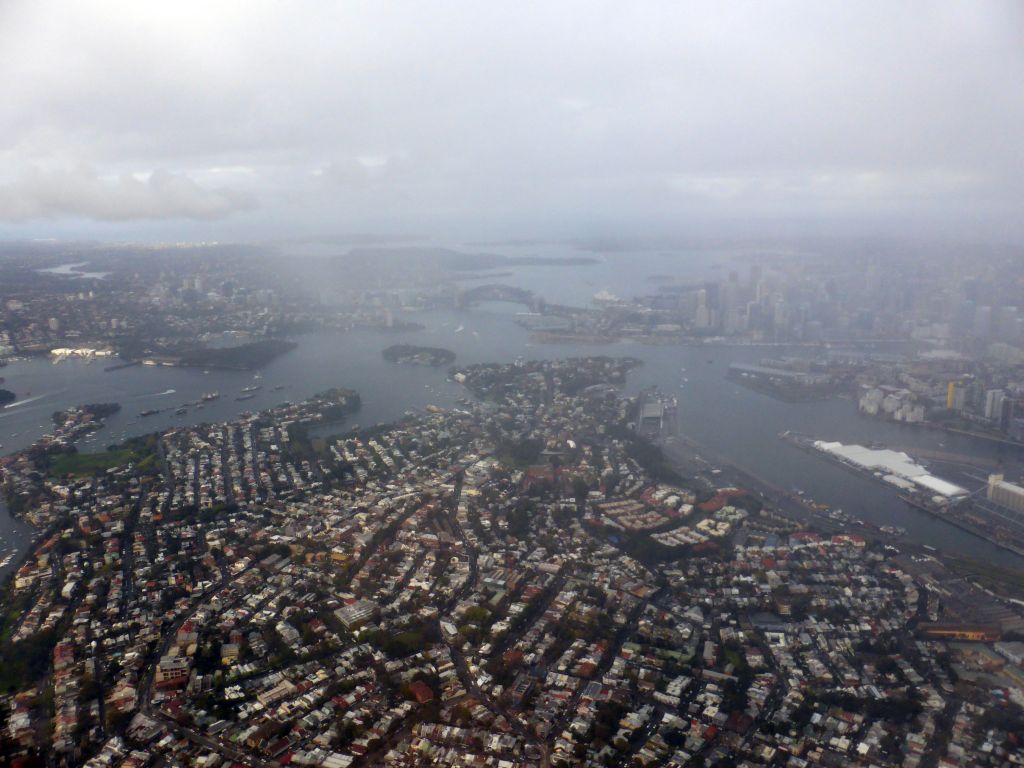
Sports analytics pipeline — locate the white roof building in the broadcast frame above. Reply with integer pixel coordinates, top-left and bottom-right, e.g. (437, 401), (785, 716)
(813, 441), (966, 498)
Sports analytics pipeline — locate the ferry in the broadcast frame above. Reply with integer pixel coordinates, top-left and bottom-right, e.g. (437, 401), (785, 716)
(241, 385), (262, 393)
(201, 392), (220, 401)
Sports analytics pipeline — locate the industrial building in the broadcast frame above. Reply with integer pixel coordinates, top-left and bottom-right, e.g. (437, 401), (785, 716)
(813, 441), (967, 499)
(986, 474), (1024, 514)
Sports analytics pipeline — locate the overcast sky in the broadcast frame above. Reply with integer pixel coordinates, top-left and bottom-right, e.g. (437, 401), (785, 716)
(0, 1), (1021, 244)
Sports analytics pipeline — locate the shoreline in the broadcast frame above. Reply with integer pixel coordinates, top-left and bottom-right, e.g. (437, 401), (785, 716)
(661, 431), (842, 534)
(663, 428), (1024, 571)
(782, 431), (1024, 562)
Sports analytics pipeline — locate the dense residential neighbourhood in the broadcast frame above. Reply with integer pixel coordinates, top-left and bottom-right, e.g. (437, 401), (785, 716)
(0, 356), (1021, 767)
(2, 1), (1024, 765)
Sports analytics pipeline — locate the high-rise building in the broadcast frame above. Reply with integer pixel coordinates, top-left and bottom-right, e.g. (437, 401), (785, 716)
(694, 289), (712, 329)
(998, 306), (1021, 342)
(1000, 397), (1020, 431)
(721, 273), (742, 335)
(984, 389), (1005, 421)
(973, 305), (993, 338)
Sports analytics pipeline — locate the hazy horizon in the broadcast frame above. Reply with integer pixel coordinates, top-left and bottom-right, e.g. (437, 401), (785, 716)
(1, 1), (1022, 245)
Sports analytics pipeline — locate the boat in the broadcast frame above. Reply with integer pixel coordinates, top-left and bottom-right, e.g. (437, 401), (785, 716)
(174, 408), (187, 416)
(241, 385), (262, 393)
(139, 409), (161, 417)
(235, 393), (256, 401)
(201, 392), (220, 401)
(272, 385), (285, 391)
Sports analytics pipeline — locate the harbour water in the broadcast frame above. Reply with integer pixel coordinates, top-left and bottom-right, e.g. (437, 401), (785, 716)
(3, 256), (1024, 574)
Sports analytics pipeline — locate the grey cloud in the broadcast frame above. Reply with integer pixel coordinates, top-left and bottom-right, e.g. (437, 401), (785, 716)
(0, 166), (256, 222)
(0, 1), (1020, 239)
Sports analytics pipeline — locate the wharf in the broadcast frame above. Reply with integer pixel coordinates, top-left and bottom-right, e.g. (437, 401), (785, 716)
(782, 431), (1024, 559)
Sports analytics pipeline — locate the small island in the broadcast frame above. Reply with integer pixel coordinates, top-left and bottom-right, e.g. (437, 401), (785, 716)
(0, 388), (15, 406)
(382, 344), (456, 367)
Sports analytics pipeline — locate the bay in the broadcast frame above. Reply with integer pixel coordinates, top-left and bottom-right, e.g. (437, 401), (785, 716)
(1, 251), (1023, 573)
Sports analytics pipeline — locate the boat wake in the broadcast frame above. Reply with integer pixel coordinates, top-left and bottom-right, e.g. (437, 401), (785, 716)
(139, 389), (177, 398)
(2, 392), (54, 410)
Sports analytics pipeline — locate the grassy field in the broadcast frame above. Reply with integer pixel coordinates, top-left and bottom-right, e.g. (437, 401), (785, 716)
(49, 449), (138, 477)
